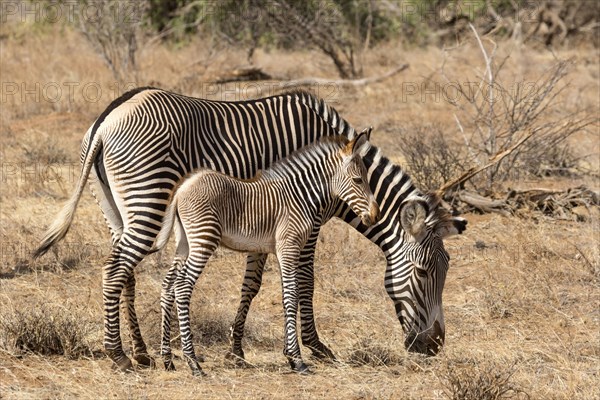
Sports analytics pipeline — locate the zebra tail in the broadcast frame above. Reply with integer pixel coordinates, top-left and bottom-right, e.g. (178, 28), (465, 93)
(153, 196), (177, 252)
(32, 132), (103, 259)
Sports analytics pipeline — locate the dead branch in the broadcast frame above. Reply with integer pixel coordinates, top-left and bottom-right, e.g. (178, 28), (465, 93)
(455, 185), (599, 219)
(459, 191), (510, 216)
(281, 63), (409, 89)
(505, 185), (599, 219)
(213, 67), (272, 84)
(436, 125), (549, 197)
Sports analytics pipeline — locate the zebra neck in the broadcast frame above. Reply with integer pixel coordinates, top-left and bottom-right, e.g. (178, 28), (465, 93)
(262, 152), (338, 217)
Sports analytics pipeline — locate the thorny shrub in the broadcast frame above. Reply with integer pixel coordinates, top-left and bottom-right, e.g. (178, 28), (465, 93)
(440, 358), (529, 400)
(0, 304), (96, 359)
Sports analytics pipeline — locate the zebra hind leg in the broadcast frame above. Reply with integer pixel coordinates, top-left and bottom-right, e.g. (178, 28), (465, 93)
(173, 248), (216, 376)
(160, 257), (184, 371)
(226, 252), (268, 367)
(122, 273), (156, 369)
(102, 242), (145, 372)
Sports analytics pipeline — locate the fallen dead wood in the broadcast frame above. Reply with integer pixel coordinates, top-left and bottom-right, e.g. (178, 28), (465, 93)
(281, 63), (409, 88)
(458, 191), (510, 216)
(213, 67), (272, 84)
(206, 63), (410, 93)
(455, 186), (599, 220)
(507, 186), (599, 219)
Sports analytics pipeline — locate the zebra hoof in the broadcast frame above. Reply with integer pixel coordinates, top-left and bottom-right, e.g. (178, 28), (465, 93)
(289, 359), (312, 375)
(164, 359), (176, 371)
(191, 368), (207, 377)
(107, 349), (134, 373)
(111, 357), (134, 373)
(308, 344), (336, 362)
(134, 353), (156, 369)
(186, 356), (205, 377)
(225, 349), (247, 367)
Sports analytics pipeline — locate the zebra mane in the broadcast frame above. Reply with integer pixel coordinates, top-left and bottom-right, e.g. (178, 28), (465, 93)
(261, 135), (351, 179)
(364, 145), (455, 231)
(284, 90), (357, 140)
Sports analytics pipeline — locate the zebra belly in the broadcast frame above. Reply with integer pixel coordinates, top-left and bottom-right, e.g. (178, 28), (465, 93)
(220, 232), (276, 254)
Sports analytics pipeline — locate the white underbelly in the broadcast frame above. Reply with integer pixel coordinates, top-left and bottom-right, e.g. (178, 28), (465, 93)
(220, 232), (276, 254)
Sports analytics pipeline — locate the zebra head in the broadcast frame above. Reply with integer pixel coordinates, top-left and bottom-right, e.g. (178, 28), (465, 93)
(391, 194), (467, 356)
(336, 128), (380, 227)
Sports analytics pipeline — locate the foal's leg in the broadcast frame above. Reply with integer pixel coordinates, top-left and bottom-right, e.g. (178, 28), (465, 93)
(230, 226), (335, 363)
(276, 244), (309, 373)
(161, 216), (191, 371)
(160, 255), (185, 371)
(297, 228), (336, 361)
(228, 252), (268, 364)
(173, 229), (219, 376)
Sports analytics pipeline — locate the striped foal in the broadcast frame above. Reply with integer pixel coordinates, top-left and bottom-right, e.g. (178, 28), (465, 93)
(155, 130), (379, 376)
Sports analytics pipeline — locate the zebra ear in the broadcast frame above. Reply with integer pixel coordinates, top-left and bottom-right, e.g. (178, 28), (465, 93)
(350, 126), (373, 154)
(400, 199), (428, 242)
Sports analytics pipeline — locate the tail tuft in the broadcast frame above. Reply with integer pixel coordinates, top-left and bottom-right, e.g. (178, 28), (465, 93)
(32, 197), (77, 259)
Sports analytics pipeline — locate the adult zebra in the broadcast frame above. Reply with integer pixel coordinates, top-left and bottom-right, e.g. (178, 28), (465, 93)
(33, 88), (466, 372)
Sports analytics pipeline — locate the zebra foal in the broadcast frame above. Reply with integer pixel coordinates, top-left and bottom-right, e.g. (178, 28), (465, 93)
(154, 131), (379, 375)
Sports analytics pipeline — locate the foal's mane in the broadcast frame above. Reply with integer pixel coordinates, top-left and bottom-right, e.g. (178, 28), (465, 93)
(256, 135), (351, 180)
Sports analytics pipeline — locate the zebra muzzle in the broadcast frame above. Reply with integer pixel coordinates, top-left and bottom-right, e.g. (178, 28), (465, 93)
(361, 203), (380, 226)
(405, 320), (445, 356)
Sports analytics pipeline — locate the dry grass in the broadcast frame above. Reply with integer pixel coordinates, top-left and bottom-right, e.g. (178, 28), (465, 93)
(439, 358), (528, 400)
(1, 21), (599, 400)
(0, 303), (95, 359)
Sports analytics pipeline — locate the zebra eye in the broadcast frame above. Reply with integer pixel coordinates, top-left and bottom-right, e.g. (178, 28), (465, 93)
(352, 177), (362, 184)
(415, 267), (428, 278)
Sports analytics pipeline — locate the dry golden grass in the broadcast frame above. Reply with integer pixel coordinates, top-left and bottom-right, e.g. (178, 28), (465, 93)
(1, 22), (599, 399)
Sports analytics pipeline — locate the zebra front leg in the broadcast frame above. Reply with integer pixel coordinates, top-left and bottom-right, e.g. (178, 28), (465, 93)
(298, 226), (336, 361)
(227, 252), (267, 365)
(122, 273), (155, 369)
(297, 263), (336, 362)
(277, 245), (310, 374)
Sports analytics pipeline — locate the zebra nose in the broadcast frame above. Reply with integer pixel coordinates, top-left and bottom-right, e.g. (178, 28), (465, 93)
(405, 321), (445, 356)
(361, 204), (379, 227)
(431, 320), (444, 350)
(371, 203), (380, 223)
